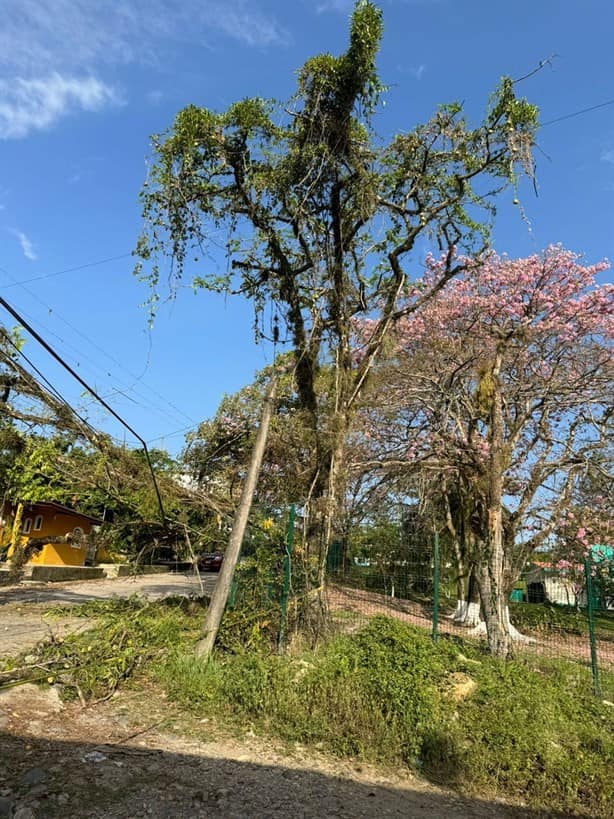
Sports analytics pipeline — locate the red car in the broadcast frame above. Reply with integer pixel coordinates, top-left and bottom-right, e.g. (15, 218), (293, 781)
(197, 551), (224, 572)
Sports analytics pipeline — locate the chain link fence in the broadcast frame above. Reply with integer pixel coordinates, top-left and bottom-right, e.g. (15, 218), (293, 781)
(224, 507), (613, 701)
(326, 538), (613, 702)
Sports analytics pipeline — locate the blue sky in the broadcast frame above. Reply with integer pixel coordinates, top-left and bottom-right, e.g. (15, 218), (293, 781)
(1, 0), (613, 455)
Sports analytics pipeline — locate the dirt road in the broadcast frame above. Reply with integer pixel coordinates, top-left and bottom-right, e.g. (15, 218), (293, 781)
(0, 572), (216, 658)
(0, 685), (560, 818)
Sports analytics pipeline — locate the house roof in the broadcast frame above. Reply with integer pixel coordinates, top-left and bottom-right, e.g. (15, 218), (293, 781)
(18, 501), (103, 525)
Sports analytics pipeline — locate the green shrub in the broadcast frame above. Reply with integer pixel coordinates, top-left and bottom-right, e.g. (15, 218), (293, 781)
(427, 657), (614, 816)
(159, 616), (463, 763)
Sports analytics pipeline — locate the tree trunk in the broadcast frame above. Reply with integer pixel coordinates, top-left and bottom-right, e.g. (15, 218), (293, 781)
(448, 535), (468, 621)
(195, 376), (276, 660)
(317, 428), (347, 586)
(456, 568), (482, 627)
(479, 353), (511, 658)
(8, 503), (24, 579)
(478, 550), (510, 657)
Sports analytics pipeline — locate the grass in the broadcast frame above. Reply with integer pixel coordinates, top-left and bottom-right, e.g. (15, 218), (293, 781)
(10, 599), (614, 817)
(509, 601), (614, 642)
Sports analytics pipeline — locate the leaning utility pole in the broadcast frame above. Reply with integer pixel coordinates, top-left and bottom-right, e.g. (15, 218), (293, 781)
(195, 376), (277, 659)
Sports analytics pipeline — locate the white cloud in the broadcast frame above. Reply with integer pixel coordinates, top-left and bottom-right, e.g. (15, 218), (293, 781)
(315, 0), (354, 13)
(0, 2), (288, 138)
(410, 64), (426, 80)
(0, 0), (288, 76)
(10, 228), (37, 260)
(146, 89), (164, 105)
(0, 74), (120, 139)
(601, 150), (614, 165)
(210, 2), (290, 47)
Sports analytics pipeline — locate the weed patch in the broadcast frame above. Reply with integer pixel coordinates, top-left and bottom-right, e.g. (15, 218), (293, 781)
(438, 658), (614, 816)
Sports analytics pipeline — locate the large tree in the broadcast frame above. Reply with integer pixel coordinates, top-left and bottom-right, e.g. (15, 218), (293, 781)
(135, 1), (538, 579)
(357, 247), (613, 656)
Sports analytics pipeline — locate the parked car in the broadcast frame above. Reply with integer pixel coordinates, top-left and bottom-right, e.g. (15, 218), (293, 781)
(197, 551), (224, 572)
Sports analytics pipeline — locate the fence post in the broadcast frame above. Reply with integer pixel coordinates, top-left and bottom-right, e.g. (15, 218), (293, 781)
(584, 555), (601, 698)
(278, 504), (296, 651)
(432, 530), (440, 643)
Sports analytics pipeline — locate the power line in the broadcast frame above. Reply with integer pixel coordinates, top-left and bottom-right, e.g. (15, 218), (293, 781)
(147, 423), (200, 445)
(0, 293), (167, 526)
(541, 97), (614, 128)
(0, 328), (103, 442)
(0, 253), (133, 290)
(0, 262), (195, 429)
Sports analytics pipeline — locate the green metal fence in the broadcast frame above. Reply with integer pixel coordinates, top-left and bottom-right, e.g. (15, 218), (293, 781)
(222, 511), (613, 701)
(325, 535), (613, 702)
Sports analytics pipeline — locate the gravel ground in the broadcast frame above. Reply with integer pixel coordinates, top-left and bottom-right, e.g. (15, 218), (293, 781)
(0, 685), (564, 819)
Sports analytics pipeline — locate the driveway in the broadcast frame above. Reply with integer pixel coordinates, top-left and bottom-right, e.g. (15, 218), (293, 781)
(0, 571), (216, 658)
(0, 571), (216, 607)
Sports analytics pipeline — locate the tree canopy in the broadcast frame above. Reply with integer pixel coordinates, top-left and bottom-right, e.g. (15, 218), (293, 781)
(135, 0), (539, 570)
(356, 246), (613, 654)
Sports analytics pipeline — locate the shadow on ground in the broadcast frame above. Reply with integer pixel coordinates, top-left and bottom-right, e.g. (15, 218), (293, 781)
(0, 731), (570, 819)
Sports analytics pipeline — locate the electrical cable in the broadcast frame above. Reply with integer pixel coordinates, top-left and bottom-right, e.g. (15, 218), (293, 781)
(0, 329), (127, 455)
(0, 263), (194, 429)
(0, 253), (133, 290)
(0, 294), (167, 526)
(541, 97), (614, 128)
(0, 328), (100, 440)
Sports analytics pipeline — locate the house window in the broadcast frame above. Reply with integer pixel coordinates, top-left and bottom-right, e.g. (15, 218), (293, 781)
(34, 515), (43, 531)
(23, 518), (32, 534)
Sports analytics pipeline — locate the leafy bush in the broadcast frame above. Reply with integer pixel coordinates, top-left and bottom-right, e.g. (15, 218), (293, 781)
(159, 617), (465, 762)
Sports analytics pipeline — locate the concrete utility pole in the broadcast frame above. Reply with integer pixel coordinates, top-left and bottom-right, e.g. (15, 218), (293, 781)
(195, 376), (277, 659)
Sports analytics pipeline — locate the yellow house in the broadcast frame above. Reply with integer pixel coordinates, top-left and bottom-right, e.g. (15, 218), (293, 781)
(2, 501), (102, 567)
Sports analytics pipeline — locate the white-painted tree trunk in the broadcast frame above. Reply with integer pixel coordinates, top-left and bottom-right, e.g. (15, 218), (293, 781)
(449, 599), (482, 627)
(467, 606), (535, 643)
(504, 606), (536, 644)
(463, 601), (483, 627)
(453, 603), (484, 634)
(448, 599), (468, 622)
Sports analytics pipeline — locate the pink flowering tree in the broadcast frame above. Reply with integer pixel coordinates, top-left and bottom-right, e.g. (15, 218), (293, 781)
(356, 246), (613, 657)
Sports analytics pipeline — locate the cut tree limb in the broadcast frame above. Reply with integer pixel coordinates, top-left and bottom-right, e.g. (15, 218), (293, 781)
(9, 532), (80, 577)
